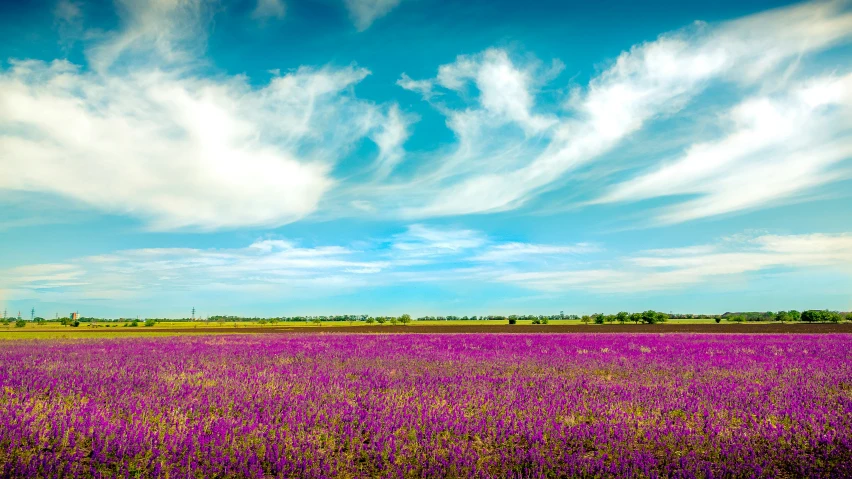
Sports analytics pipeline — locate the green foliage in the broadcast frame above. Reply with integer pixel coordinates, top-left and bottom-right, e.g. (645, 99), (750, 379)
(376, 317), (386, 325)
(642, 310), (659, 324)
(144, 318), (156, 327)
(616, 312), (629, 324)
(71, 321), (80, 327)
(788, 310), (801, 321)
(399, 314), (411, 325)
(365, 317), (375, 324)
(14, 319), (26, 328)
(801, 310), (841, 322)
(715, 317), (721, 323)
(508, 318), (517, 325)
(129, 320), (139, 327)
(593, 313), (605, 325)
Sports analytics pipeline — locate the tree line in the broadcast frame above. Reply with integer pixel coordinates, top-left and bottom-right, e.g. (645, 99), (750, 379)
(8, 309), (849, 327)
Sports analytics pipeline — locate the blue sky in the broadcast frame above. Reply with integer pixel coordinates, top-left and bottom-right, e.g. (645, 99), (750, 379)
(1, 0), (851, 318)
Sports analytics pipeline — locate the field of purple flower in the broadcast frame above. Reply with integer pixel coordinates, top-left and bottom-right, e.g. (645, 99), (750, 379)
(1, 334), (851, 478)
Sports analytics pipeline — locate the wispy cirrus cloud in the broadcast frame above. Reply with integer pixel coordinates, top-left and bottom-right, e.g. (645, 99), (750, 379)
(385, 1), (852, 221)
(500, 233), (852, 292)
(343, 0), (403, 31)
(596, 73), (852, 224)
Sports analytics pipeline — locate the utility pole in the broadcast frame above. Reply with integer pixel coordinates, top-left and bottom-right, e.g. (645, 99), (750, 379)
(31, 307), (35, 321)
(192, 307), (196, 321)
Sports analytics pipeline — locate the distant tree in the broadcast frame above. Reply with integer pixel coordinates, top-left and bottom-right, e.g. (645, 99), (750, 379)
(389, 317), (398, 325)
(604, 314), (616, 323)
(399, 314), (411, 326)
(642, 310), (658, 324)
(630, 313), (642, 324)
(508, 318), (517, 325)
(656, 312), (669, 323)
(826, 311), (842, 323)
(715, 317), (721, 323)
(311, 317), (322, 326)
(616, 312), (629, 324)
(376, 317), (386, 325)
(144, 318), (156, 327)
(580, 315), (591, 324)
(593, 313), (605, 325)
(14, 319), (26, 328)
(366, 317), (375, 324)
(788, 310), (801, 322)
(129, 320), (139, 327)
(775, 311), (790, 322)
(801, 310), (820, 322)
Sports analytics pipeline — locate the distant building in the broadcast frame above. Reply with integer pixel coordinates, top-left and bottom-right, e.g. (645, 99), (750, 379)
(70, 312), (79, 321)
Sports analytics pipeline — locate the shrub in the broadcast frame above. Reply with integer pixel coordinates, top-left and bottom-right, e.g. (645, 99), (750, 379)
(508, 318), (517, 325)
(365, 317), (375, 324)
(376, 317), (386, 325)
(715, 317), (721, 323)
(593, 314), (605, 325)
(541, 317), (549, 325)
(71, 321), (80, 327)
(129, 320), (139, 327)
(15, 319), (26, 328)
(144, 319), (156, 327)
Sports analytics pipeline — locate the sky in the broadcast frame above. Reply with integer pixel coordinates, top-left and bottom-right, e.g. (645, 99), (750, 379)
(1, 0), (851, 318)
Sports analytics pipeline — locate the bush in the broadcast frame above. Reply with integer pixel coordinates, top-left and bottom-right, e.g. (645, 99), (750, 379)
(129, 320), (139, 327)
(593, 314), (605, 325)
(715, 317), (721, 323)
(71, 321), (80, 327)
(14, 319), (26, 328)
(144, 319), (156, 327)
(508, 318), (517, 325)
(541, 317), (549, 325)
(365, 317), (375, 324)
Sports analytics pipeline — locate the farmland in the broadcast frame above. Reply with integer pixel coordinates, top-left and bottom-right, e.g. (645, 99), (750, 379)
(1, 333), (851, 477)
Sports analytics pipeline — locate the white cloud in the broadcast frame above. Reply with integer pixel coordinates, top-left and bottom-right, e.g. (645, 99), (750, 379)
(499, 232), (852, 292)
(386, 1), (852, 220)
(343, 0), (402, 31)
(87, 0), (215, 72)
(369, 104), (416, 179)
(397, 73), (434, 99)
(252, 0), (286, 21)
(391, 224), (487, 258)
(0, 0), (405, 231)
(472, 242), (600, 263)
(598, 73), (852, 223)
